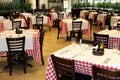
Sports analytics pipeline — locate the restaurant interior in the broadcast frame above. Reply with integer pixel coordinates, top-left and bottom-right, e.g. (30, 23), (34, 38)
(0, 0), (120, 80)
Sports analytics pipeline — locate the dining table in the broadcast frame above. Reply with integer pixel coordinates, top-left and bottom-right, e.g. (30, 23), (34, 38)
(49, 12), (58, 21)
(111, 16), (120, 29)
(0, 29), (42, 64)
(59, 18), (91, 39)
(20, 12), (32, 20)
(80, 10), (89, 19)
(28, 15), (52, 28)
(46, 43), (120, 80)
(88, 12), (98, 24)
(98, 29), (120, 50)
(97, 13), (107, 29)
(0, 18), (27, 31)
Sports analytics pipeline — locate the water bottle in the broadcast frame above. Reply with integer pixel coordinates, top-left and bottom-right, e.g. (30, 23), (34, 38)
(80, 39), (82, 45)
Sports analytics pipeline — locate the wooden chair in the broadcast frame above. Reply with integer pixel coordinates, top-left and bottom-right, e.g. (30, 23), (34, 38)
(57, 13), (64, 39)
(93, 33), (109, 48)
(51, 54), (75, 80)
(71, 21), (82, 41)
(58, 13), (64, 20)
(51, 54), (91, 80)
(105, 14), (111, 30)
(33, 16), (43, 31)
(117, 22), (120, 29)
(39, 30), (45, 65)
(12, 20), (21, 30)
(6, 36), (28, 75)
(92, 65), (120, 80)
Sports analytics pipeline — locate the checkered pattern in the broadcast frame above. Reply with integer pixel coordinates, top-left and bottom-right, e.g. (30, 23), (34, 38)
(26, 30), (42, 64)
(108, 37), (120, 50)
(0, 30), (42, 64)
(46, 55), (120, 80)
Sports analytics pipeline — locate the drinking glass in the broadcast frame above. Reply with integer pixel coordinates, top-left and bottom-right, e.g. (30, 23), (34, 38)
(71, 37), (76, 48)
(113, 42), (119, 54)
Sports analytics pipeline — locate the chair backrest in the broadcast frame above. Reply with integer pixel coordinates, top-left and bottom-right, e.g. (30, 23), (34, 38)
(36, 16), (43, 25)
(117, 22), (120, 29)
(72, 21), (82, 32)
(92, 65), (120, 80)
(39, 30), (45, 65)
(93, 33), (109, 48)
(12, 20), (21, 30)
(6, 36), (25, 52)
(58, 13), (64, 20)
(40, 30), (45, 53)
(51, 54), (75, 80)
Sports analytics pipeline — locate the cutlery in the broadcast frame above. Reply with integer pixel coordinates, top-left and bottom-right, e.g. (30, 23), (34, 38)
(71, 53), (80, 58)
(103, 58), (111, 64)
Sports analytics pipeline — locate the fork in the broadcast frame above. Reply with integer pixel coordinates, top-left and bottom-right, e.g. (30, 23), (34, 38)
(103, 58), (111, 64)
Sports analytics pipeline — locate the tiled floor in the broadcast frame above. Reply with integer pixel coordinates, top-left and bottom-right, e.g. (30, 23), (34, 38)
(0, 24), (101, 80)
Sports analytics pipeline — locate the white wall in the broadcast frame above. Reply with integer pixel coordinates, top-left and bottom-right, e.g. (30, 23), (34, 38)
(66, 0), (72, 13)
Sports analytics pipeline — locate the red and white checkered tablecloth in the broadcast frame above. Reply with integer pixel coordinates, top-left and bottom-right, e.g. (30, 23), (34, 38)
(0, 30), (42, 64)
(98, 30), (120, 50)
(46, 55), (120, 80)
(59, 18), (91, 39)
(108, 37), (120, 50)
(26, 30), (42, 64)
(97, 14), (107, 29)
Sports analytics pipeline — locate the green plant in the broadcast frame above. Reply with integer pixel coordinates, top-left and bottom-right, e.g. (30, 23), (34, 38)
(96, 2), (103, 8)
(112, 2), (120, 10)
(20, 3), (32, 10)
(41, 4), (46, 9)
(0, 2), (31, 10)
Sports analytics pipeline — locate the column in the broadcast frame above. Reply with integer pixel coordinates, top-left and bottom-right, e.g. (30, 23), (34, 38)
(28, 0), (36, 9)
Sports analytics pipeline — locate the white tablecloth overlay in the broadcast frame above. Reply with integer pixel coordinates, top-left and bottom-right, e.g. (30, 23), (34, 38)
(1, 19), (25, 30)
(50, 13), (58, 20)
(80, 10), (89, 17)
(89, 12), (97, 19)
(97, 14), (107, 22)
(98, 29), (120, 38)
(111, 16), (120, 26)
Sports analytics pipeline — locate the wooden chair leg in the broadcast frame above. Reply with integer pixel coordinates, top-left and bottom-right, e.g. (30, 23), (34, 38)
(41, 51), (44, 65)
(57, 30), (59, 39)
(23, 56), (27, 74)
(49, 27), (51, 31)
(9, 56), (12, 75)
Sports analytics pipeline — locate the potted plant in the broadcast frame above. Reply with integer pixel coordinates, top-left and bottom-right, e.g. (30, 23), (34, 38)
(41, 3), (46, 9)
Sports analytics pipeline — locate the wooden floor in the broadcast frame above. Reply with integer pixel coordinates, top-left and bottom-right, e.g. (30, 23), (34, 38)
(0, 24), (101, 80)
